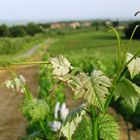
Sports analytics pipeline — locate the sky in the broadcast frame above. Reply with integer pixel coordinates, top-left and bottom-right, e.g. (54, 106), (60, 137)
(0, 0), (140, 22)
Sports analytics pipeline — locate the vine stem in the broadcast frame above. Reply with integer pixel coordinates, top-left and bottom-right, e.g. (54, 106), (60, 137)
(0, 61), (50, 70)
(109, 27), (122, 72)
(90, 105), (98, 140)
(104, 50), (140, 113)
(39, 121), (48, 140)
(92, 118), (98, 140)
(22, 85), (33, 100)
(12, 61), (50, 65)
(104, 70), (122, 112)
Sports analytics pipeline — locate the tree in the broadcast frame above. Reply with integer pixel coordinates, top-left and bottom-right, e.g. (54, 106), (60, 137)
(0, 24), (10, 37)
(9, 25), (26, 37)
(26, 23), (43, 36)
(124, 21), (140, 39)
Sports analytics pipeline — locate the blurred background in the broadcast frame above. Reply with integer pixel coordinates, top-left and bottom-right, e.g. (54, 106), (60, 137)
(0, 0), (140, 140)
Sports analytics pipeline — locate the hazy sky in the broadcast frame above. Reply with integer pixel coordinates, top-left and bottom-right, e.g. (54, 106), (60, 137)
(0, 0), (140, 21)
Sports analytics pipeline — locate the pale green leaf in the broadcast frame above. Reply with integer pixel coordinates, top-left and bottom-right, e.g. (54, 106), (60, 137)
(114, 78), (140, 111)
(127, 53), (140, 79)
(97, 114), (120, 140)
(22, 98), (49, 123)
(49, 55), (72, 77)
(60, 104), (86, 140)
(70, 70), (112, 110)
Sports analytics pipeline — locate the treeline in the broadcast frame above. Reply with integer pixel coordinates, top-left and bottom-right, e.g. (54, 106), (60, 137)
(0, 20), (140, 39)
(0, 23), (48, 37)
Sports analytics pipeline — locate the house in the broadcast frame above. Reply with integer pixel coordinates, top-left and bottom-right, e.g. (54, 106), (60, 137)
(82, 22), (91, 27)
(50, 23), (63, 29)
(69, 22), (80, 29)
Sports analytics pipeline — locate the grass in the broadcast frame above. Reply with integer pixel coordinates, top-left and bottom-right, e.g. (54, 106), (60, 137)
(48, 30), (140, 75)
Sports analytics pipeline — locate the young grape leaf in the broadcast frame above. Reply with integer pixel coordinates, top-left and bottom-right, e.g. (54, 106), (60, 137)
(127, 53), (140, 79)
(114, 78), (140, 111)
(97, 114), (120, 140)
(60, 104), (86, 140)
(22, 98), (49, 123)
(69, 70), (112, 110)
(49, 55), (72, 77)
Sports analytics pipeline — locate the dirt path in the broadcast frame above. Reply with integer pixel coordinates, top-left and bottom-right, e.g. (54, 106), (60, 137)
(0, 39), (53, 140)
(16, 39), (53, 60)
(0, 66), (39, 140)
(9, 39), (54, 61)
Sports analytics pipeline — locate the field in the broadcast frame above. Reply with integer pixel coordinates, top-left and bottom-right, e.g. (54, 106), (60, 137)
(48, 29), (140, 75)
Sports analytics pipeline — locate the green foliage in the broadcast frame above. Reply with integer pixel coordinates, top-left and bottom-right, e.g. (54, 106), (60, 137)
(48, 30), (135, 76)
(114, 78), (140, 112)
(61, 104), (86, 140)
(50, 55), (112, 111)
(97, 114), (120, 140)
(73, 116), (92, 140)
(22, 98), (49, 123)
(0, 37), (28, 54)
(49, 55), (118, 139)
